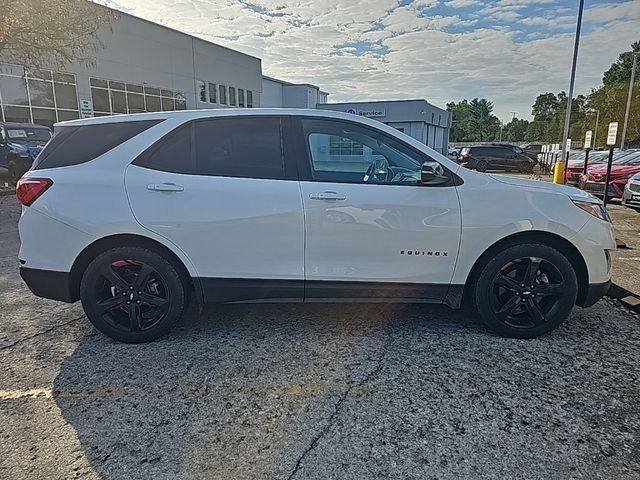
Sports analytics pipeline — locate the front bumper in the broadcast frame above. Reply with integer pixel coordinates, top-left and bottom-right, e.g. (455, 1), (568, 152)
(20, 266), (75, 303)
(622, 184), (640, 208)
(577, 280), (611, 308)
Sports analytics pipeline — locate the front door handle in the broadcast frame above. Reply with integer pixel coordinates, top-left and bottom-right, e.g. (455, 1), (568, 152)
(309, 191), (346, 201)
(147, 182), (184, 192)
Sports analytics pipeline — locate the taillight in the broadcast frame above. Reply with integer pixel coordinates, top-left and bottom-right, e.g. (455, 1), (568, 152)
(16, 178), (53, 206)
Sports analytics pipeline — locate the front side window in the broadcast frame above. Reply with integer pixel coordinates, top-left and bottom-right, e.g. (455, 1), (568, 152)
(301, 118), (428, 185)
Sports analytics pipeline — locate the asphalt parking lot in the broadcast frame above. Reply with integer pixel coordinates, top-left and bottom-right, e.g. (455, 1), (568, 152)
(1, 192), (640, 479)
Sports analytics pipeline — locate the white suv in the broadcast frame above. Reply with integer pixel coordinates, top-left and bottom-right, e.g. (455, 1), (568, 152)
(17, 109), (614, 343)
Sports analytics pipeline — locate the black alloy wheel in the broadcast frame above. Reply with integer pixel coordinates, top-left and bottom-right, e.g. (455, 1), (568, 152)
(94, 259), (170, 332)
(490, 257), (564, 329)
(472, 243), (578, 338)
(476, 160), (488, 172)
(80, 246), (187, 343)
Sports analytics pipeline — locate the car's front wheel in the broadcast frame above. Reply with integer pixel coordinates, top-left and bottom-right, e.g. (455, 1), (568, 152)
(80, 246), (188, 343)
(471, 242), (578, 338)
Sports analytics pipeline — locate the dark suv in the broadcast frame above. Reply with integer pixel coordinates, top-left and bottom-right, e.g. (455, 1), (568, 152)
(459, 145), (536, 173)
(0, 122), (52, 183)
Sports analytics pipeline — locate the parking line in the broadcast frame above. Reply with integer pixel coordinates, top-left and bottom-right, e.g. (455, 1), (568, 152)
(0, 388), (52, 400)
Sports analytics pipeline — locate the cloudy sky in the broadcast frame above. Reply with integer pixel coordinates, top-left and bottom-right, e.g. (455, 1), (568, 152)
(100, 0), (639, 120)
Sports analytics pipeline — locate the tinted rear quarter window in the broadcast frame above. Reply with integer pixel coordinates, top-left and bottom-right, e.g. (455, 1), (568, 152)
(135, 117), (285, 179)
(33, 120), (162, 170)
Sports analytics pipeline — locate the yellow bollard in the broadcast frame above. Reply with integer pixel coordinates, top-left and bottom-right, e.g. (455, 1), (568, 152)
(553, 160), (565, 184)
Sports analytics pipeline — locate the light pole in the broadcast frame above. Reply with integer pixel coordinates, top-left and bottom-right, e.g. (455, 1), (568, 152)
(621, 52), (638, 151)
(554, 0), (584, 184)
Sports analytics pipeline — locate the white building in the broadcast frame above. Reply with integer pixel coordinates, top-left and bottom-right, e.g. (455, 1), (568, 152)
(0, 2), (263, 127)
(317, 100), (451, 155)
(261, 76), (329, 109)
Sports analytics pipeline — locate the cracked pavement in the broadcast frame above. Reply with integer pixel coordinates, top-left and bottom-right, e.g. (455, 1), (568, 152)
(1, 193), (640, 479)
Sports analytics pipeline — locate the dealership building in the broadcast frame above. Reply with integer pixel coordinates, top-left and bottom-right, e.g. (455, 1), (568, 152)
(0, 1), (449, 153)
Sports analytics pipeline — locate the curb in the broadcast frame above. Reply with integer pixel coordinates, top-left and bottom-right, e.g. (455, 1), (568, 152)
(607, 283), (640, 314)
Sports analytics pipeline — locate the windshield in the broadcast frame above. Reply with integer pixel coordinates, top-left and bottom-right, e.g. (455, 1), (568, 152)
(6, 128), (52, 143)
(613, 151), (640, 164)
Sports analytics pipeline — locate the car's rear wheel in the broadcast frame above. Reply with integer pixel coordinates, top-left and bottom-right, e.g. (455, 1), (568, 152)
(471, 243), (578, 338)
(80, 246), (188, 343)
(476, 160), (488, 172)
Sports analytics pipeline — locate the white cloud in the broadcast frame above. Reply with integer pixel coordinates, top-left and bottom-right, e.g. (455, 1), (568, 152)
(445, 0), (480, 8)
(96, 0), (639, 121)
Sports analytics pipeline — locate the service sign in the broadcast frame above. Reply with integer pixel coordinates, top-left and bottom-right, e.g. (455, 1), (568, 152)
(584, 130), (593, 149)
(607, 122), (618, 145)
(566, 138), (572, 152)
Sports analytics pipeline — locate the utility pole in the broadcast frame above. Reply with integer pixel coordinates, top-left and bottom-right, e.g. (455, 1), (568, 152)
(554, 0), (584, 184)
(621, 52), (638, 151)
(510, 111), (517, 121)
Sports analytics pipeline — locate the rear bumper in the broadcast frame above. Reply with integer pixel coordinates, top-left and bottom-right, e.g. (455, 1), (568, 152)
(19, 267), (75, 303)
(577, 280), (611, 308)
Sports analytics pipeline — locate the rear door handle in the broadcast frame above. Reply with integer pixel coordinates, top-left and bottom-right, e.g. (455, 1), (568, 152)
(147, 182), (184, 192)
(309, 192), (346, 201)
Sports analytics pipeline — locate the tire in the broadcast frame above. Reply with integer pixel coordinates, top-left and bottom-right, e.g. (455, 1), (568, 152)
(7, 162), (19, 185)
(471, 242), (578, 339)
(80, 246), (188, 343)
(476, 161), (488, 172)
(519, 164), (534, 174)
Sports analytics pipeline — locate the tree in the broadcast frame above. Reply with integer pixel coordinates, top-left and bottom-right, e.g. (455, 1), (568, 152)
(603, 41), (640, 86)
(503, 118), (529, 142)
(0, 0), (118, 71)
(447, 98), (500, 142)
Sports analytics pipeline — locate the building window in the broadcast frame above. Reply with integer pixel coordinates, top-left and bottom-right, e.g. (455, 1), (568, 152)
(238, 89), (244, 107)
(197, 81), (207, 102)
(208, 82), (217, 103)
(219, 85), (227, 105)
(229, 87), (236, 106)
(90, 77), (186, 116)
(0, 63), (79, 127)
(247, 90), (253, 108)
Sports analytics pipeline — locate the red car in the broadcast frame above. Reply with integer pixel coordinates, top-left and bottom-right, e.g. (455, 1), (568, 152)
(578, 150), (640, 199)
(564, 151), (609, 185)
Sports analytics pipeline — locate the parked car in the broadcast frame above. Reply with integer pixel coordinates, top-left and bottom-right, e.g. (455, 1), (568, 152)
(622, 172), (640, 210)
(0, 122), (51, 183)
(459, 145), (536, 173)
(17, 109), (614, 343)
(578, 151), (640, 199)
(565, 151), (609, 186)
(520, 144), (543, 160)
(448, 145), (460, 157)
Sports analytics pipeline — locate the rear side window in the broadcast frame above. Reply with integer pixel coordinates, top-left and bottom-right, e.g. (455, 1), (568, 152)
(134, 117), (285, 179)
(33, 120), (162, 170)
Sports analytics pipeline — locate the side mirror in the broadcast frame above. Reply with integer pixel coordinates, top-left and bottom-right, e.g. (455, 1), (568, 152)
(421, 161), (449, 185)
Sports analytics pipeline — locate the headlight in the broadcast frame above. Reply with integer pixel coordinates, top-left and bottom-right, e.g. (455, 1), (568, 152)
(572, 200), (612, 223)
